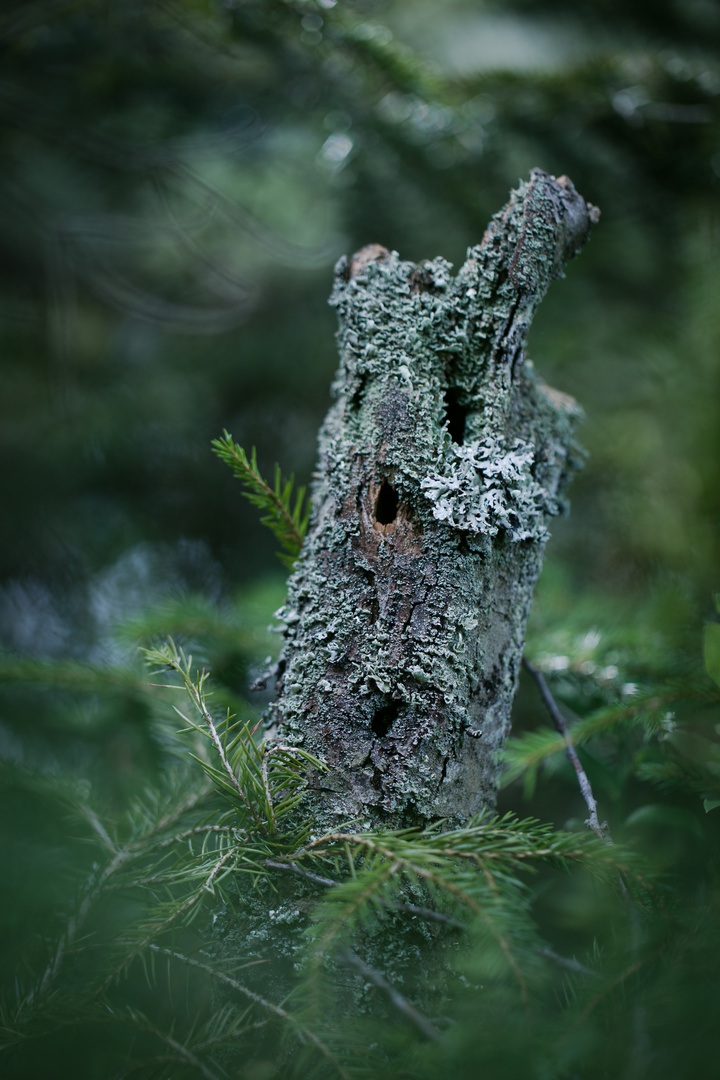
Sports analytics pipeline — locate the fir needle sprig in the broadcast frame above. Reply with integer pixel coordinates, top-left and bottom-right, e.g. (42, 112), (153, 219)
(211, 430), (310, 568)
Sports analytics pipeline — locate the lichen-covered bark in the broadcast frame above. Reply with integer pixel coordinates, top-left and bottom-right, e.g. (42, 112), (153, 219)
(271, 170), (599, 830)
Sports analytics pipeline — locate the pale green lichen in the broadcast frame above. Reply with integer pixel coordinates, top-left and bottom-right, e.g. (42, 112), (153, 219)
(420, 436), (561, 541)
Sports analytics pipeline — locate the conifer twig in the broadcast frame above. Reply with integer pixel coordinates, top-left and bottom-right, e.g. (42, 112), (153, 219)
(534, 946), (598, 978)
(156, 824), (238, 848)
(96, 846), (241, 996)
(148, 946), (351, 1080)
(393, 901), (466, 929)
(183, 666), (257, 820)
(150, 642), (261, 824)
(211, 431), (309, 567)
(264, 859), (466, 928)
(125, 1016), (222, 1080)
(337, 950), (442, 1043)
(522, 657), (612, 844)
(264, 859), (337, 889)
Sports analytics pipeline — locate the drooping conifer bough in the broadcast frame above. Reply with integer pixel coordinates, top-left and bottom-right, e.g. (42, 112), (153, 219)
(271, 170), (599, 830)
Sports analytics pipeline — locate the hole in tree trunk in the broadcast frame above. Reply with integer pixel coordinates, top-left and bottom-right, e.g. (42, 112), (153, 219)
(371, 700), (401, 738)
(375, 480), (398, 525)
(444, 388), (467, 445)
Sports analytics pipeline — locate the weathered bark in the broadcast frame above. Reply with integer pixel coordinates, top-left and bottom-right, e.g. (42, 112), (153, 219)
(271, 170), (599, 831)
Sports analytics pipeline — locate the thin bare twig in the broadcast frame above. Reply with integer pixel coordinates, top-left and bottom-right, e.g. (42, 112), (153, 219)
(337, 949), (442, 1043)
(393, 901), (466, 929)
(522, 657), (612, 844)
(77, 804), (117, 854)
(534, 946), (598, 978)
(264, 859), (337, 889)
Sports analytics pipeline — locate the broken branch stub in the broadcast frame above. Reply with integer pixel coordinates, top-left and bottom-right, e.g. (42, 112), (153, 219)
(271, 170), (598, 830)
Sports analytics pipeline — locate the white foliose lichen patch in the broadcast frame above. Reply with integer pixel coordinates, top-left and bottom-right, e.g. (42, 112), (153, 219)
(420, 438), (556, 541)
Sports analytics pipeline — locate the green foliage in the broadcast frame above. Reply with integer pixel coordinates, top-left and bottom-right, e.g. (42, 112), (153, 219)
(0, 628), (338, 1075)
(294, 816), (643, 1021)
(143, 637), (323, 848)
(502, 679), (720, 791)
(704, 595), (720, 690)
(2, 0), (720, 1077)
(3, 602), (715, 1080)
(503, 639), (720, 824)
(212, 431), (311, 568)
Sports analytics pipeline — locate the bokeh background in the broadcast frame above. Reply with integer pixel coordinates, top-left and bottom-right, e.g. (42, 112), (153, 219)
(2, 1), (720, 1075)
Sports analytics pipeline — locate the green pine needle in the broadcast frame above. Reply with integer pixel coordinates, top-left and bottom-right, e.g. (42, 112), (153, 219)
(212, 431), (310, 568)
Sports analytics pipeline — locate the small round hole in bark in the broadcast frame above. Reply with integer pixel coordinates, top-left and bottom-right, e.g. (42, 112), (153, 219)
(371, 700), (401, 738)
(444, 387), (467, 445)
(375, 480), (398, 525)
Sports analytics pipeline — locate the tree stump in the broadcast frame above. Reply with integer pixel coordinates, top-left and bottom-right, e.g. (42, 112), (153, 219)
(271, 170), (599, 830)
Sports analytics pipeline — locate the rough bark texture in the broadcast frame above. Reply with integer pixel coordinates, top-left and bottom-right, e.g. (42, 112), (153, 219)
(271, 170), (598, 831)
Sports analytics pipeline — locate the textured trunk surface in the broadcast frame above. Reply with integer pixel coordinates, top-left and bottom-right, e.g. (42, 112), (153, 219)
(271, 170), (598, 830)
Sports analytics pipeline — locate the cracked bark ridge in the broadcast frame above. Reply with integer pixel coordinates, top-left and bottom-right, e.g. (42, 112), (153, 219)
(270, 169), (598, 830)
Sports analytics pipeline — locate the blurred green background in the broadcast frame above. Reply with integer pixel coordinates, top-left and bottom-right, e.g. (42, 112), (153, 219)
(2, 0), (718, 630)
(2, 1), (720, 1076)
(3, 0), (719, 780)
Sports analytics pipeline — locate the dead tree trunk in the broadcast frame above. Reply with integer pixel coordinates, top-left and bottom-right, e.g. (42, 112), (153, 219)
(271, 170), (599, 831)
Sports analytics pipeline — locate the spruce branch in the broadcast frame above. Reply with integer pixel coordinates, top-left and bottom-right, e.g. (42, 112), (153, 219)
(286, 815), (645, 1022)
(7, 779), (214, 1037)
(295, 817), (626, 878)
(0, 651), (158, 700)
(148, 946), (351, 1080)
(156, 824), (238, 849)
(103, 1001), (267, 1080)
(503, 678), (715, 786)
(147, 639), (257, 819)
(301, 832), (532, 998)
(109, 1007), (224, 1080)
(535, 946), (598, 978)
(211, 430), (310, 567)
(143, 638), (324, 841)
(265, 858), (467, 928)
(97, 845), (242, 994)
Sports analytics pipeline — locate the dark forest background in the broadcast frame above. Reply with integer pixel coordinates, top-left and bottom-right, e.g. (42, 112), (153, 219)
(2, 2), (720, 1078)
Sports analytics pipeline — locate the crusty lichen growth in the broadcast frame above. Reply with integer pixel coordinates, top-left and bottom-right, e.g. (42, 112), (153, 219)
(270, 170), (597, 831)
(421, 437), (557, 540)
